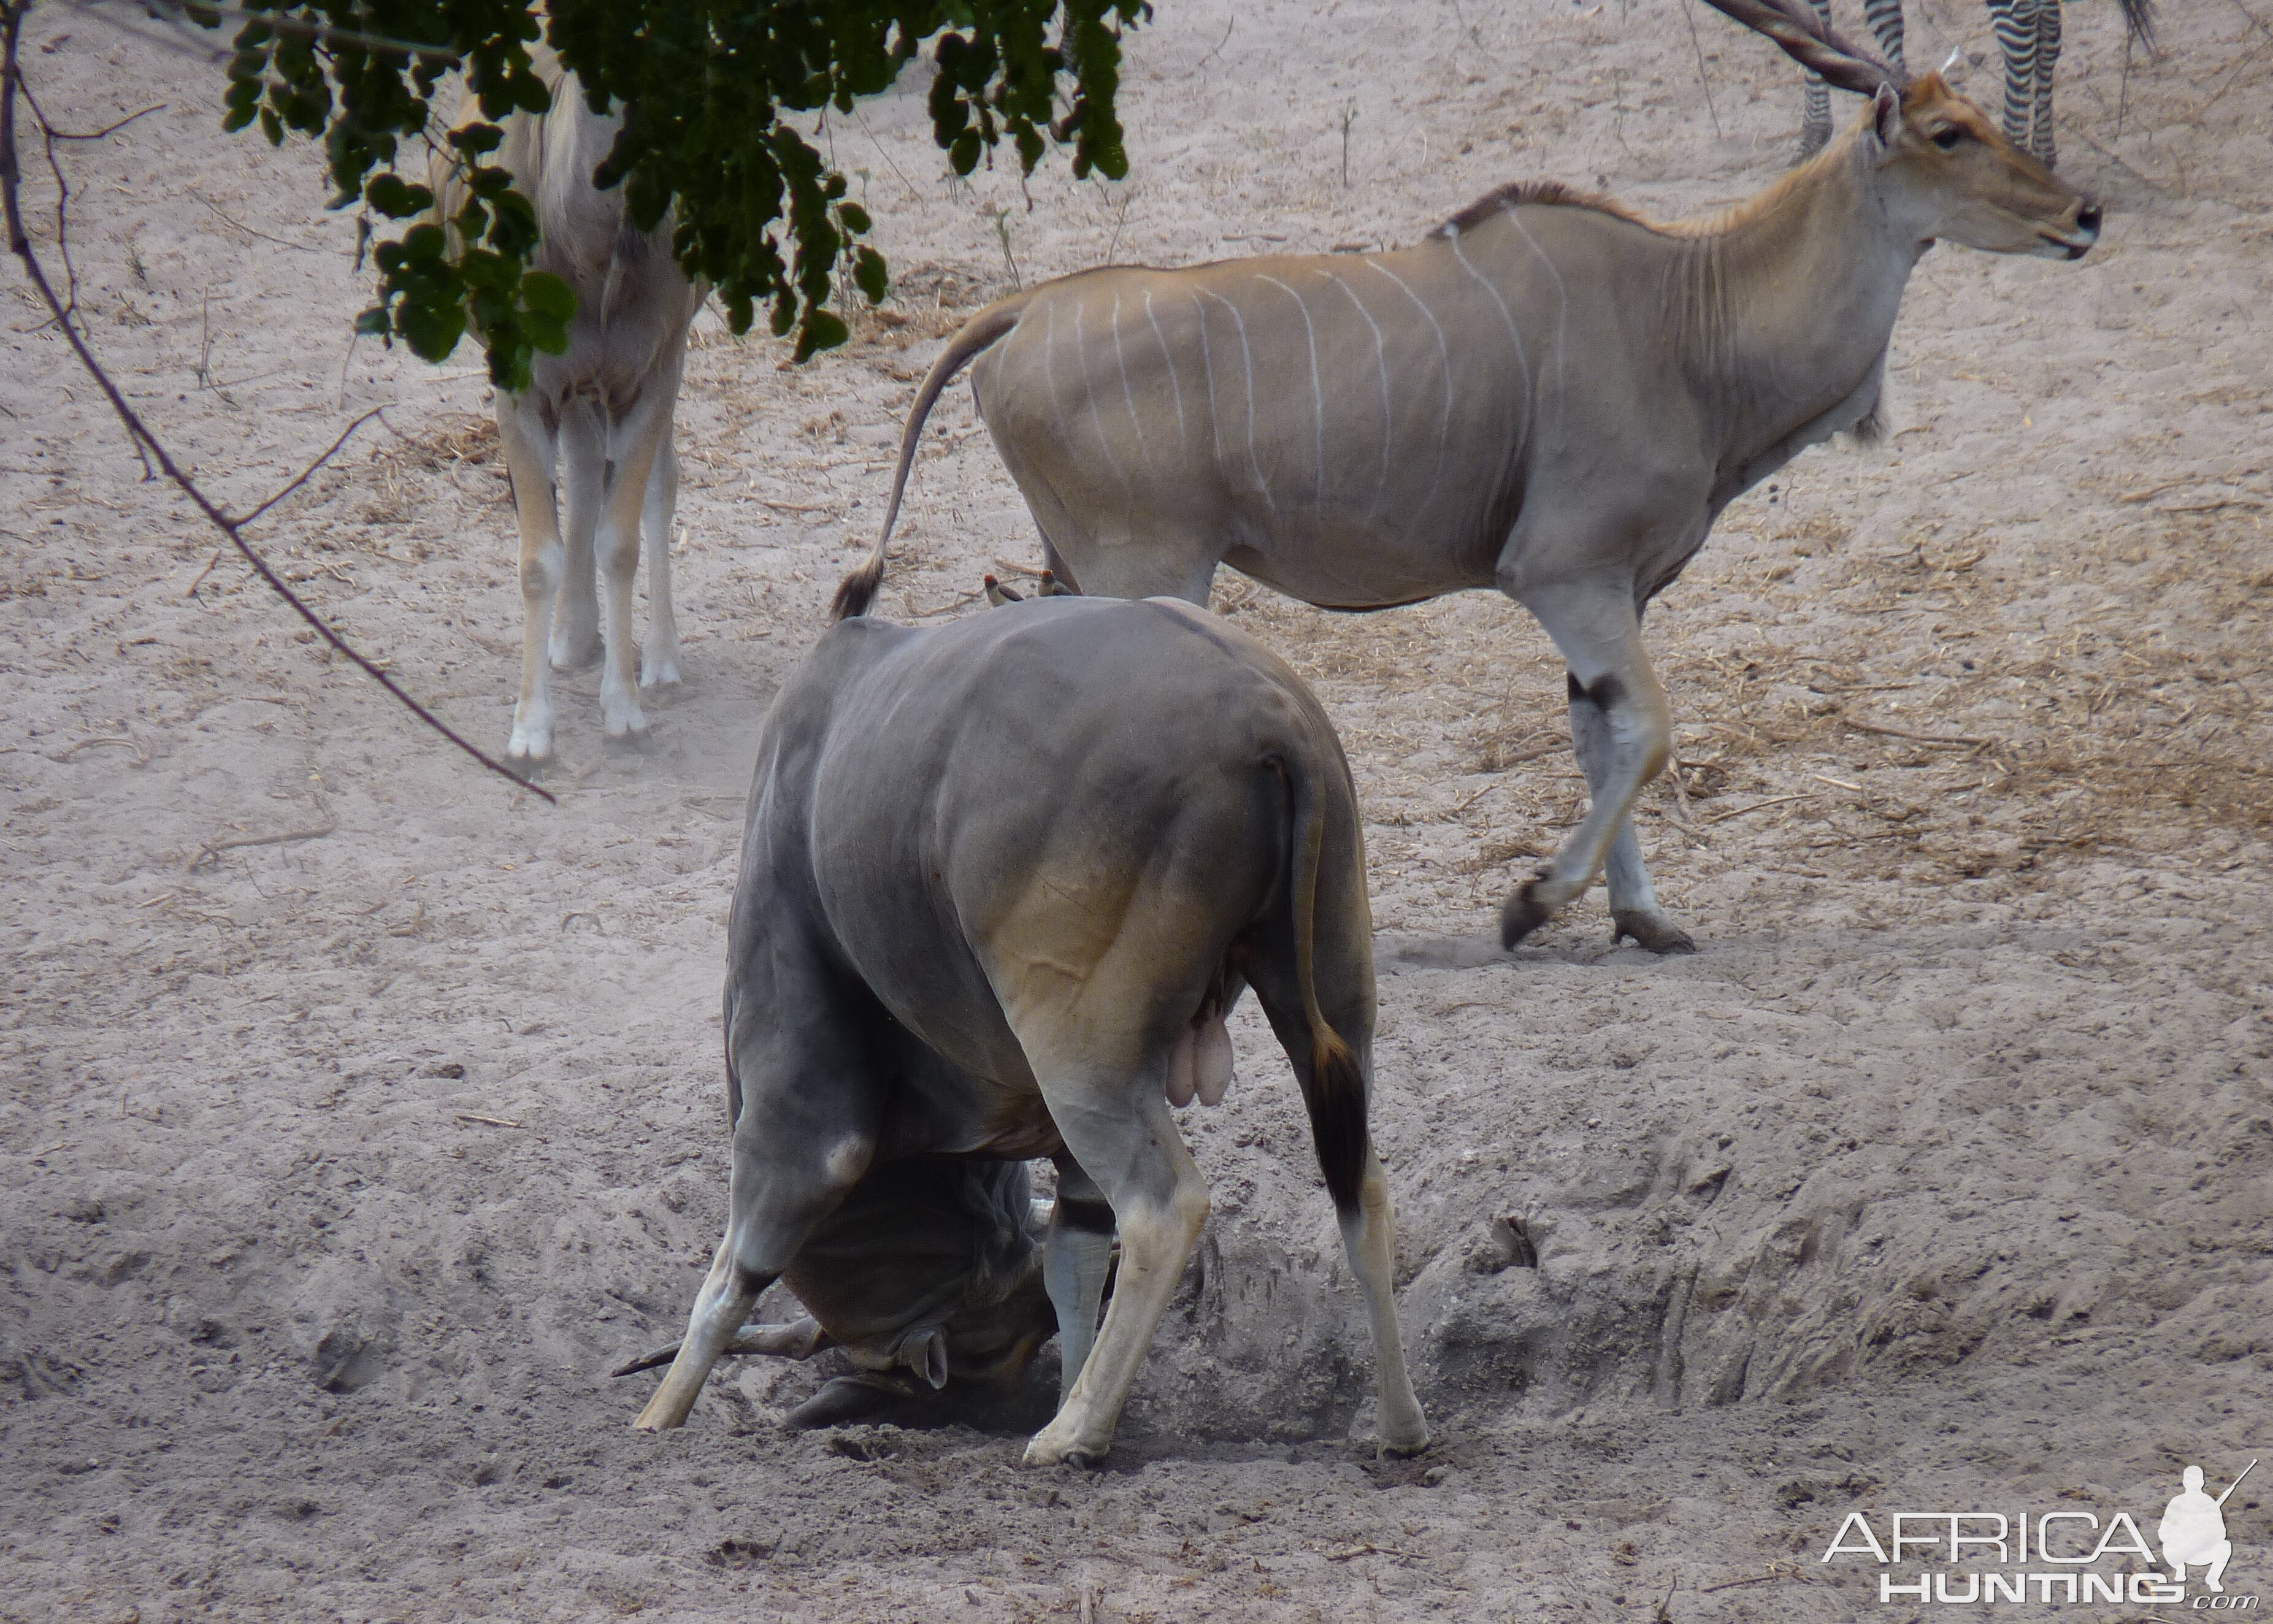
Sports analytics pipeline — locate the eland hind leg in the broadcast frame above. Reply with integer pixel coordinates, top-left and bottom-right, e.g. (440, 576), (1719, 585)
(1241, 865), (1428, 1456)
(1018, 1044), (1209, 1467)
(639, 421), (683, 689)
(549, 399), (607, 673)
(594, 389), (673, 740)
(1500, 576), (1673, 949)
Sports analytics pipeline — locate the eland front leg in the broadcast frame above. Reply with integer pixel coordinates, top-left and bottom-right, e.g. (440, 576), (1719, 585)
(1041, 1153), (1115, 1400)
(632, 1043), (879, 1431)
(1499, 575), (1673, 949)
(594, 391), (672, 741)
(1570, 671), (1693, 954)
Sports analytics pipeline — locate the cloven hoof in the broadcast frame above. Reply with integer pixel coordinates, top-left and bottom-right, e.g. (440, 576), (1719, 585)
(1611, 911), (1698, 956)
(1498, 878), (1554, 949)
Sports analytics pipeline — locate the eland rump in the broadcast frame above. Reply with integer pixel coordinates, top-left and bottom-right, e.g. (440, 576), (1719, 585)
(838, 18), (2102, 957)
(628, 593), (1428, 1467)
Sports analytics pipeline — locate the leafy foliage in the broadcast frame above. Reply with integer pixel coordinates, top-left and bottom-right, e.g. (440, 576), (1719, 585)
(194, 1), (1147, 388)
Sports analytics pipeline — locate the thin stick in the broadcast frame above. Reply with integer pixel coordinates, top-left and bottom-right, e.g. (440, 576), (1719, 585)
(1703, 792), (1815, 825)
(237, 408), (384, 524)
(1683, 0), (1727, 140)
(454, 1111), (524, 1128)
(186, 824), (334, 870)
(0, 14), (553, 803)
(184, 545), (223, 597)
(41, 101), (163, 140)
(189, 188), (326, 254)
(2115, 29), (2132, 142)
(1700, 1571), (1784, 1593)
(1842, 718), (1989, 747)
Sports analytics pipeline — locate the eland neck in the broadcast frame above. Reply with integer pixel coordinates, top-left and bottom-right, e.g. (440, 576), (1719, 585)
(1672, 122), (1925, 497)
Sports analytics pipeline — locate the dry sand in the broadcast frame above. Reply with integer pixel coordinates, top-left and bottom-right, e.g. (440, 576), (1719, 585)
(3, 0), (2269, 1618)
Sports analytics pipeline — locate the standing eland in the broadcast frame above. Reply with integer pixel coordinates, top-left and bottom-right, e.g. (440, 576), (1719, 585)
(437, 55), (705, 767)
(836, 0), (2102, 955)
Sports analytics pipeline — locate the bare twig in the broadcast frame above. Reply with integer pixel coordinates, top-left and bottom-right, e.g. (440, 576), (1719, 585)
(454, 1111), (524, 1128)
(1700, 1567), (1792, 1593)
(1841, 717), (1990, 748)
(44, 101), (163, 140)
(183, 545), (223, 597)
(1682, 0), (1726, 140)
(186, 824), (333, 870)
(188, 188), (326, 253)
(238, 408), (384, 524)
(1703, 792), (1815, 825)
(12, 76), (75, 320)
(0, 13), (553, 803)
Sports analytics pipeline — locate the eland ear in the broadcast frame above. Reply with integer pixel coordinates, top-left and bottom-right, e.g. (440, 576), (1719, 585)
(902, 1327), (949, 1390)
(1870, 83), (1903, 151)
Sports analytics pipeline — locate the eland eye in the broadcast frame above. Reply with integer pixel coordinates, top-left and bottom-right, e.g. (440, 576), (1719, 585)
(1931, 126), (1964, 151)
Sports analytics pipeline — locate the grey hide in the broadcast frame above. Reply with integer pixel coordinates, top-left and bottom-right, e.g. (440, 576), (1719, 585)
(629, 595), (1428, 1467)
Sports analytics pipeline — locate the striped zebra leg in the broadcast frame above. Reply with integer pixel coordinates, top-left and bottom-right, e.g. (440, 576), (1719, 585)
(1863, 0), (1908, 74)
(1796, 0), (1837, 161)
(2030, 0), (2063, 167)
(1986, 0), (2040, 154)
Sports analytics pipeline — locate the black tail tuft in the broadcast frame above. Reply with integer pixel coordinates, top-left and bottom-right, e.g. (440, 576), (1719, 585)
(830, 559), (883, 622)
(1300, 1037), (1369, 1213)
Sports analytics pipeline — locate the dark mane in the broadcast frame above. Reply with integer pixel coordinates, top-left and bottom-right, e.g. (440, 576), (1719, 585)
(1434, 180), (1663, 238)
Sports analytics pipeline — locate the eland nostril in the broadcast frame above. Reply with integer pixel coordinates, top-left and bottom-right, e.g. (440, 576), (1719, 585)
(2077, 204), (2103, 235)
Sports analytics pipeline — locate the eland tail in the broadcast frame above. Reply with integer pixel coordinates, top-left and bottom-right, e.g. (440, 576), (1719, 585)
(830, 292), (1036, 622)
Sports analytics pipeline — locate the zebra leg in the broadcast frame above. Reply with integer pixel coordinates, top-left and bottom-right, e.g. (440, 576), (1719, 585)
(1987, 0), (2039, 154)
(1797, 0), (1836, 161)
(1863, 0), (1907, 75)
(2031, 0), (2062, 168)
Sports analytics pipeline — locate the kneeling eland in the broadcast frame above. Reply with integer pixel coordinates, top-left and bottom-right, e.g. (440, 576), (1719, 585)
(629, 591), (1429, 1466)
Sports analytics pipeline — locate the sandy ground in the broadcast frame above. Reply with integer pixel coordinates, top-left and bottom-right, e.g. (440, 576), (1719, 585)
(4, 0), (2271, 1618)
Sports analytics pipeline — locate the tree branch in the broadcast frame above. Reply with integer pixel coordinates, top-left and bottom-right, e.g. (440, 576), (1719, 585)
(0, 6), (551, 803)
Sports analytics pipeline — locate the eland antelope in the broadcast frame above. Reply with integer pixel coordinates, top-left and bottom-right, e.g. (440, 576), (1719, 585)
(836, 1), (2101, 955)
(1796, 0), (2156, 167)
(628, 592), (1428, 1466)
(437, 57), (705, 766)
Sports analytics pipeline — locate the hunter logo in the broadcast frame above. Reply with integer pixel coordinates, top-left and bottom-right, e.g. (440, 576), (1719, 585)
(1820, 1460), (2258, 1607)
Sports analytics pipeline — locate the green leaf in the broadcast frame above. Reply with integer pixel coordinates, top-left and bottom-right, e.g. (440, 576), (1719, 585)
(853, 245), (888, 305)
(524, 311), (569, 354)
(398, 298), (467, 361)
(213, 0), (1147, 389)
(448, 123), (504, 157)
(364, 174), (432, 220)
(519, 271), (577, 323)
(794, 307), (849, 362)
